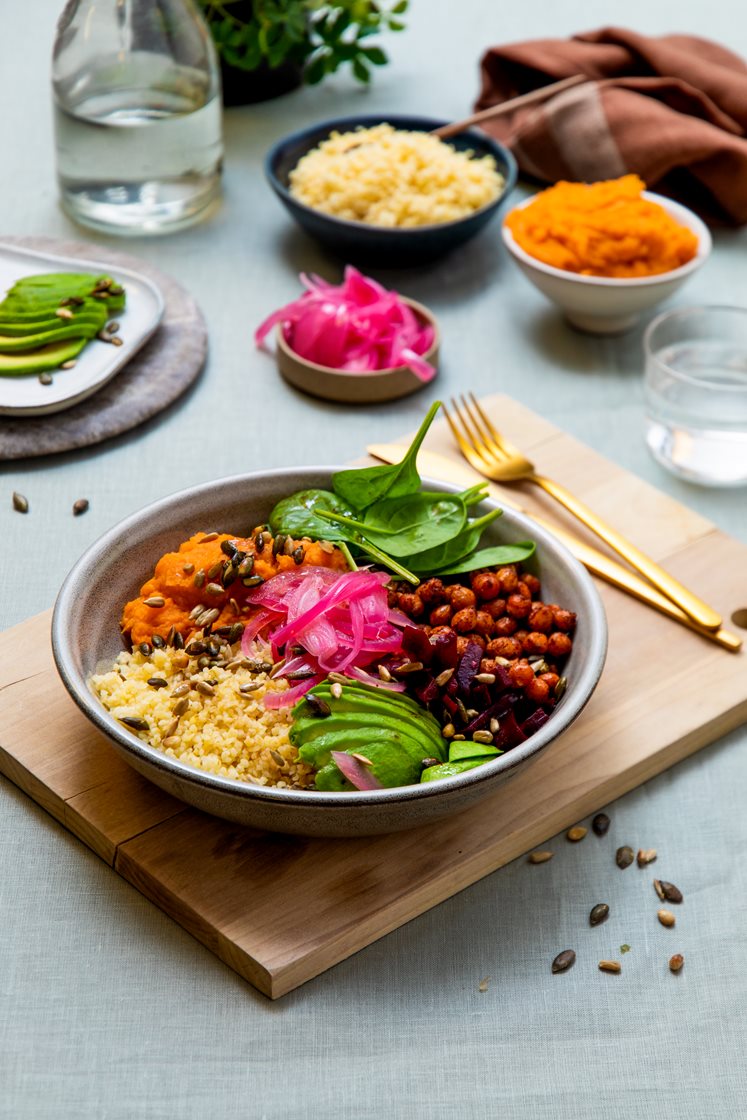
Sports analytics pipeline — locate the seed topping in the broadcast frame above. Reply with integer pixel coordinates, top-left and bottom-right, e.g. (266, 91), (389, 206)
(551, 950), (576, 974)
(567, 825), (587, 842)
(657, 909), (676, 928)
(591, 812), (610, 836)
(589, 903), (610, 926)
(616, 845), (635, 869)
(598, 960), (621, 974)
(528, 851), (553, 864)
(669, 953), (684, 973)
(637, 848), (657, 867)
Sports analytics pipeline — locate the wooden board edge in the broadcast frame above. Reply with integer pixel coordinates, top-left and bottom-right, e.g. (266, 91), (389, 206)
(0, 743), (68, 833)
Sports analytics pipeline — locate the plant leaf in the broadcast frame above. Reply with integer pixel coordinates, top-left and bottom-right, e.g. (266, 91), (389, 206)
(269, 488), (355, 541)
(435, 541), (536, 576)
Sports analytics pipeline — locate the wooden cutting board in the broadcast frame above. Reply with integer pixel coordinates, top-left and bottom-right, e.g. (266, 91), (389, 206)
(1, 395), (745, 999)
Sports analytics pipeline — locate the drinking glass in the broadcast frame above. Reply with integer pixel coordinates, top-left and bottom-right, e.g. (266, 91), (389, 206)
(644, 306), (747, 487)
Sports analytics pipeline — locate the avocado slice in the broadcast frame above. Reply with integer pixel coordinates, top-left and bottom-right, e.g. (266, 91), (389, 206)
(0, 322), (103, 351)
(316, 739), (425, 791)
(291, 705), (444, 756)
(0, 337), (87, 376)
(0, 312), (106, 337)
(297, 726), (434, 772)
(421, 759), (488, 783)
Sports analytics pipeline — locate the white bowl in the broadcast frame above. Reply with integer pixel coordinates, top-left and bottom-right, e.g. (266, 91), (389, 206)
(502, 191), (711, 334)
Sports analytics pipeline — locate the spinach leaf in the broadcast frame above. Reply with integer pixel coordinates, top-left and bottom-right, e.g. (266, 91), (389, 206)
(407, 509), (503, 573)
(332, 400), (440, 509)
(361, 491), (468, 556)
(269, 489), (356, 542)
(435, 541), (536, 575)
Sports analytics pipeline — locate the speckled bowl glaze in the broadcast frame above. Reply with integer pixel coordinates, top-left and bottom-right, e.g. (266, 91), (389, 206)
(52, 468), (607, 837)
(265, 114), (518, 265)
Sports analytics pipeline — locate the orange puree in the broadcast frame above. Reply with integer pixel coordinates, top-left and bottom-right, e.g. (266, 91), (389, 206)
(121, 530), (347, 646)
(505, 175), (698, 278)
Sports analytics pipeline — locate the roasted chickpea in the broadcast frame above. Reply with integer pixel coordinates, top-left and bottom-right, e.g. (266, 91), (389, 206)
(513, 629), (529, 646)
(539, 671), (560, 691)
(430, 625), (457, 641)
(517, 581), (531, 599)
(553, 608), (577, 632)
(480, 658), (500, 675)
(448, 585), (477, 611)
(484, 597), (507, 620)
(522, 631), (548, 656)
(487, 636), (522, 659)
(397, 593), (424, 618)
(525, 676), (551, 704)
(506, 594), (532, 620)
(429, 604), (453, 628)
(547, 632), (573, 658)
(452, 607), (477, 633)
(493, 616), (518, 637)
(419, 578), (447, 605)
(496, 566), (519, 594)
(473, 610), (495, 637)
(387, 589), (399, 609)
(522, 573), (541, 598)
(456, 634), (485, 656)
(471, 571), (501, 600)
(509, 661), (535, 689)
(528, 604), (554, 633)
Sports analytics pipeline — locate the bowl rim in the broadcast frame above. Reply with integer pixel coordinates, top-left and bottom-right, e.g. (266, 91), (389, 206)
(52, 466), (608, 810)
(501, 189), (712, 287)
(274, 294), (440, 381)
(264, 112), (519, 236)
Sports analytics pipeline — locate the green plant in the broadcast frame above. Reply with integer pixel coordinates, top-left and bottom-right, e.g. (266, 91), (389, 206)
(199, 0), (408, 85)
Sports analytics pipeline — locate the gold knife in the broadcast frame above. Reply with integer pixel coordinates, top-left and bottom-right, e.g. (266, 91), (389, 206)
(367, 442), (742, 654)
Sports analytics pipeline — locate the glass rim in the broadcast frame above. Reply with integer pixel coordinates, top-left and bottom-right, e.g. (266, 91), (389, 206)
(644, 304), (747, 394)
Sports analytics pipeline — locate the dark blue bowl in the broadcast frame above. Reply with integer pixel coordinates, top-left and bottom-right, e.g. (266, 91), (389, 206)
(265, 113), (518, 266)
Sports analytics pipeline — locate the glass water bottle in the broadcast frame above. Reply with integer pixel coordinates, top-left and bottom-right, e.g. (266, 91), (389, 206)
(52, 0), (223, 235)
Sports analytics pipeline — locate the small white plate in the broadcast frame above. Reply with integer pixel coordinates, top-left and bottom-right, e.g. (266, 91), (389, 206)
(0, 243), (164, 416)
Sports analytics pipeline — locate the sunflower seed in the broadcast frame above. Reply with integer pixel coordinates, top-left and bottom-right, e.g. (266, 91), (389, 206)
(392, 661), (423, 676)
(206, 582), (224, 597)
(144, 596), (165, 608)
(669, 954), (684, 973)
(528, 851), (553, 864)
(229, 597), (241, 616)
(350, 753), (373, 766)
(616, 846), (635, 869)
(475, 672), (496, 684)
(318, 540), (335, 554)
(201, 532), (219, 543)
(120, 716), (149, 731)
(13, 491), (30, 513)
(567, 826), (587, 842)
(164, 718), (180, 738)
(591, 812), (610, 836)
(171, 683), (190, 698)
(421, 757), (440, 769)
(147, 677), (168, 689)
(39, 371), (55, 382)
(193, 569), (206, 588)
(435, 668), (454, 687)
(554, 676), (567, 700)
(330, 681), (343, 700)
(183, 562), (195, 575)
(637, 848), (657, 867)
(207, 560), (223, 579)
(55, 307), (74, 319)
(657, 909), (676, 928)
(377, 665), (392, 682)
(551, 950), (576, 974)
(173, 697), (190, 716)
(239, 682), (261, 694)
(598, 960), (621, 974)
(269, 749), (285, 767)
(110, 336), (124, 347)
(173, 632), (185, 649)
(195, 681), (215, 698)
(306, 693), (331, 717)
(242, 575), (265, 588)
(162, 736), (180, 749)
(590, 903), (610, 926)
(654, 880), (683, 904)
(106, 321), (120, 333)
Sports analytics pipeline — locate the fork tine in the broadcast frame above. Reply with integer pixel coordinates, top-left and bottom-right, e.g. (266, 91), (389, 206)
(459, 394), (510, 463)
(444, 399), (492, 470)
(468, 393), (519, 458)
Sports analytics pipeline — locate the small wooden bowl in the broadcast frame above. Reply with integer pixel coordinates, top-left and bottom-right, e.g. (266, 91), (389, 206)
(275, 297), (440, 404)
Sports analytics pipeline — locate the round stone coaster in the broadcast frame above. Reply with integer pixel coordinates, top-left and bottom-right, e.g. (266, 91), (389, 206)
(0, 236), (207, 460)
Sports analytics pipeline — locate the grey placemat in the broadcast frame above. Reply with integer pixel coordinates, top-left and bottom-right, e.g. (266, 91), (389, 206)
(0, 236), (207, 460)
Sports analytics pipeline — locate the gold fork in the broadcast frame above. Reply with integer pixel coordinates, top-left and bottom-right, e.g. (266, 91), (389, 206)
(445, 394), (723, 633)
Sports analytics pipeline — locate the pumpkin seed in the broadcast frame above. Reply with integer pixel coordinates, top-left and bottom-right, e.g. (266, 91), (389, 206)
(654, 880), (683, 904)
(255, 531), (265, 552)
(669, 954), (684, 973)
(147, 677), (168, 689)
(292, 546), (305, 565)
(551, 950), (576, 974)
(12, 491), (29, 514)
(616, 845), (635, 869)
(591, 812), (610, 836)
(220, 539), (238, 558)
(120, 716), (149, 731)
(590, 903), (610, 926)
(637, 848), (657, 867)
(242, 575), (264, 588)
(183, 562), (195, 575)
(237, 556), (255, 578)
(152, 634), (165, 649)
(272, 534), (287, 557)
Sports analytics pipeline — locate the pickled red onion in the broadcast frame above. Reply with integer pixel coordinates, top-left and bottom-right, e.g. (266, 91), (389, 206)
(255, 267), (436, 382)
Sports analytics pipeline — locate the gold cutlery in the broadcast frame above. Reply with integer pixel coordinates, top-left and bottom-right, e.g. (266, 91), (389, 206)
(366, 441), (742, 653)
(444, 394), (723, 633)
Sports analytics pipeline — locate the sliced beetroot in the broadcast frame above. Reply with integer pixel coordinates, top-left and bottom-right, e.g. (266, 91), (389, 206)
(441, 694), (458, 718)
(520, 708), (551, 736)
(493, 710), (527, 751)
(456, 642), (483, 693)
(403, 625), (434, 666)
(463, 691), (521, 736)
(430, 629), (458, 669)
(414, 676), (440, 704)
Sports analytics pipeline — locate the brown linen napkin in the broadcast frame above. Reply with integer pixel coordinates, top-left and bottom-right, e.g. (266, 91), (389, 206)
(475, 27), (747, 223)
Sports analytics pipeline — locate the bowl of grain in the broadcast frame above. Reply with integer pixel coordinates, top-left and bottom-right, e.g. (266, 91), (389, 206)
(265, 115), (518, 265)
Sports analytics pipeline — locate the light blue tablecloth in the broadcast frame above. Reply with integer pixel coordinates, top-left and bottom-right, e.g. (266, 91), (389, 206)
(1, 3), (746, 1117)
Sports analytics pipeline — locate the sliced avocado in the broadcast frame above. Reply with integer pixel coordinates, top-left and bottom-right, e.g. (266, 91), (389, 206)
(420, 759), (488, 783)
(300, 679), (441, 725)
(0, 337), (87, 376)
(316, 740), (424, 791)
(448, 742), (503, 763)
(0, 322), (102, 351)
(297, 726), (434, 771)
(291, 706), (443, 755)
(0, 312), (106, 337)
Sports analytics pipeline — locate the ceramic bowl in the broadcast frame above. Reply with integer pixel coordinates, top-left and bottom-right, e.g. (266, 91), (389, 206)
(265, 114), (518, 265)
(275, 297), (440, 404)
(502, 191), (711, 334)
(52, 468), (607, 838)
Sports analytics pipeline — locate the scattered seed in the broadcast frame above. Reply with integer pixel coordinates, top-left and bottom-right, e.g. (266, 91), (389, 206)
(207, 560), (223, 579)
(616, 845), (635, 869)
(318, 540), (335, 554)
(162, 735), (180, 749)
(106, 321), (120, 333)
(97, 329), (115, 343)
(272, 534), (287, 557)
(567, 826), (588, 842)
(72, 498), (89, 516)
(478, 977), (490, 993)
(205, 582), (223, 598)
(198, 608), (221, 629)
(421, 757), (440, 769)
(392, 661), (423, 676)
(554, 676), (567, 700)
(39, 371), (55, 383)
(472, 730), (494, 744)
(144, 596), (165, 608)
(138, 643), (152, 658)
(292, 546), (305, 565)
(620, 944), (631, 954)
(173, 631), (185, 650)
(270, 750), (285, 767)
(188, 605), (205, 622)
(12, 491), (29, 513)
(637, 848), (657, 867)
(200, 532), (219, 543)
(60, 360), (77, 370)
(193, 569), (206, 588)
(475, 672), (496, 684)
(171, 683), (190, 698)
(110, 336), (124, 347)
(306, 693), (331, 717)
(255, 531), (266, 553)
(441, 722), (456, 739)
(183, 562), (195, 574)
(528, 851), (553, 864)
(221, 562), (237, 586)
(120, 716), (149, 731)
(147, 677), (168, 689)
(590, 903), (610, 927)
(229, 597), (240, 616)
(435, 668), (454, 687)
(377, 665), (392, 682)
(242, 575), (265, 588)
(669, 953), (684, 973)
(151, 634), (165, 649)
(195, 681), (215, 698)
(330, 681), (343, 700)
(164, 718), (180, 738)
(55, 307), (74, 319)
(489, 718), (501, 735)
(598, 960), (621, 974)
(237, 556), (255, 578)
(551, 950), (576, 974)
(172, 697), (190, 716)
(658, 909), (676, 928)
(239, 682), (261, 695)
(452, 733), (466, 741)
(591, 812), (610, 836)
(220, 539), (238, 558)
(654, 880), (683, 904)
(350, 753), (373, 766)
